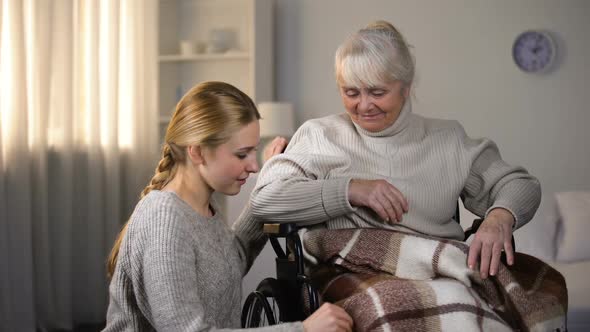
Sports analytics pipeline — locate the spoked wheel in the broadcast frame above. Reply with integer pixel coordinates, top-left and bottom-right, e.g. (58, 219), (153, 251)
(301, 281), (320, 318)
(241, 278), (284, 327)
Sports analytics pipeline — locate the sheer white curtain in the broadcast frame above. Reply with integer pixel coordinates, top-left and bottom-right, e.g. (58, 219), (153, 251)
(0, 0), (158, 330)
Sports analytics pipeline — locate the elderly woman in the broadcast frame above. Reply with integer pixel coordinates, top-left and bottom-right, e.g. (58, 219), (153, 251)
(250, 20), (541, 280)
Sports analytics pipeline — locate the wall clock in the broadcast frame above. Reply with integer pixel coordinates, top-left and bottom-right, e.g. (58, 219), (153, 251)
(512, 30), (557, 73)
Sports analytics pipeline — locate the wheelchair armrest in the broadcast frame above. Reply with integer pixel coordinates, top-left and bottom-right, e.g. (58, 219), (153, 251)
(263, 223), (309, 289)
(463, 218), (484, 241)
(263, 223), (299, 237)
(263, 223), (302, 262)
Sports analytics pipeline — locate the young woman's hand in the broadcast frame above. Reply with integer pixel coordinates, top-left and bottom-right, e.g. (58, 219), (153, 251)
(302, 303), (353, 332)
(467, 208), (515, 279)
(263, 136), (289, 163)
(348, 179), (408, 224)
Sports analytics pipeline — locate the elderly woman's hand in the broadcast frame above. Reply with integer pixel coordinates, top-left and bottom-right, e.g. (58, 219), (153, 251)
(348, 179), (409, 224)
(263, 136), (289, 163)
(467, 208), (515, 279)
(303, 303), (354, 332)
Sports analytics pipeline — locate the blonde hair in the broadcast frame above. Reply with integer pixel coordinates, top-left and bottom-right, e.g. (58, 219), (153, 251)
(107, 81), (260, 278)
(335, 20), (415, 88)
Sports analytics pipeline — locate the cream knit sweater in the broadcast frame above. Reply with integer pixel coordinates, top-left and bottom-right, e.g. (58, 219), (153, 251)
(251, 102), (541, 240)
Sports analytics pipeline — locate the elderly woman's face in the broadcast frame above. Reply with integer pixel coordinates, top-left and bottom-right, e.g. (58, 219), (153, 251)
(339, 80), (409, 132)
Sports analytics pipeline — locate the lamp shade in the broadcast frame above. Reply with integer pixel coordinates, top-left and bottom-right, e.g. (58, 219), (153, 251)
(258, 102), (295, 137)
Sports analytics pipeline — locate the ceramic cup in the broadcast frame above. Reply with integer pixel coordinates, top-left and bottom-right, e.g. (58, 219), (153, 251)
(179, 40), (194, 55)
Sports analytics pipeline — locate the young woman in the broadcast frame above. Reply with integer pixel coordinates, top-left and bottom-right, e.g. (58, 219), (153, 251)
(103, 81), (353, 332)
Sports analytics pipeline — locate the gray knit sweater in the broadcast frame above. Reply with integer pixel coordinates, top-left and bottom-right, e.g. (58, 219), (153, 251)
(103, 190), (303, 332)
(251, 102), (541, 240)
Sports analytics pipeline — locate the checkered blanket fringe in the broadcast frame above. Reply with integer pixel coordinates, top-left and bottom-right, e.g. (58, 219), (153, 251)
(301, 228), (568, 332)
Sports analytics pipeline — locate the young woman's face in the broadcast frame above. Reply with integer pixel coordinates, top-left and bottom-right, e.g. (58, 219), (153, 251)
(200, 120), (260, 195)
(339, 80), (409, 132)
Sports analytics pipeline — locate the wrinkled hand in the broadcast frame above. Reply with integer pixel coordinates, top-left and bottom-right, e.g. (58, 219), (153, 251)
(348, 179), (408, 224)
(263, 136), (288, 163)
(468, 208), (515, 279)
(303, 303), (353, 332)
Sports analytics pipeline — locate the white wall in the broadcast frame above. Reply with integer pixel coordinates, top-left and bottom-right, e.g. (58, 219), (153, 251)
(275, 0), (589, 256)
(243, 0), (590, 296)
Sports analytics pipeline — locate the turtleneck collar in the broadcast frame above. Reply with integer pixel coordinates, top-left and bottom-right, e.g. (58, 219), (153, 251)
(352, 99), (412, 138)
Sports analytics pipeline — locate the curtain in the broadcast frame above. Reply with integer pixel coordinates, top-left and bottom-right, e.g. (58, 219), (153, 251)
(0, 0), (158, 330)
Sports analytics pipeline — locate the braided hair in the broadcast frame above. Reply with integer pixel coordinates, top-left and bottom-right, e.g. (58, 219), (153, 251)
(107, 81), (260, 278)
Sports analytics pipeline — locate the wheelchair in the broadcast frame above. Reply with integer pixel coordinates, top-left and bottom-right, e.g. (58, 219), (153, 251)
(241, 202), (515, 328)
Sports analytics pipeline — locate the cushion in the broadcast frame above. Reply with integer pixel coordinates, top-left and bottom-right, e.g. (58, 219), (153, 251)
(555, 191), (590, 263)
(512, 196), (558, 262)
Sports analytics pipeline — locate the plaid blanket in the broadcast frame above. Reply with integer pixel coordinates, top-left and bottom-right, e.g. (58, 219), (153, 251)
(301, 228), (568, 332)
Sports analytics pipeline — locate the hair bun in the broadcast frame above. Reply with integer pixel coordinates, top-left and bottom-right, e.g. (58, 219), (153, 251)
(365, 20), (397, 33)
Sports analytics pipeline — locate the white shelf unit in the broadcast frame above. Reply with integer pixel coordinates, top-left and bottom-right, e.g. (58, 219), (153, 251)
(157, 0), (274, 145)
(157, 0), (274, 220)
(158, 52), (250, 62)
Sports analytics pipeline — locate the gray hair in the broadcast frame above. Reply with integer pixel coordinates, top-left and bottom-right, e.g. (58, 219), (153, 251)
(335, 20), (415, 88)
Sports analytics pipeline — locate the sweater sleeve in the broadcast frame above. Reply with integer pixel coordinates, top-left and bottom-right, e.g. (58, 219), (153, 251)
(231, 202), (268, 276)
(458, 125), (541, 230)
(137, 207), (303, 332)
(250, 123), (355, 225)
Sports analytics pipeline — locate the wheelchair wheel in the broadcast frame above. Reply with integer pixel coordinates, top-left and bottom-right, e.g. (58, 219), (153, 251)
(241, 278), (284, 327)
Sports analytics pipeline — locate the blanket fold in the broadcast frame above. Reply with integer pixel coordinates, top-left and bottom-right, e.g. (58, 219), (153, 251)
(302, 228), (567, 332)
